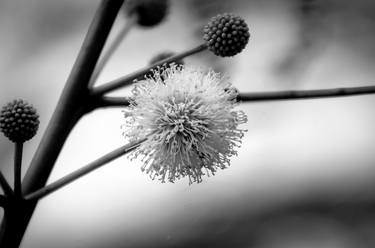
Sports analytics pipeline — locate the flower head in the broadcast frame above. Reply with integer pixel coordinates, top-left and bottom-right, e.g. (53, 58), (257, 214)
(0, 99), (39, 143)
(123, 65), (247, 184)
(203, 13), (250, 57)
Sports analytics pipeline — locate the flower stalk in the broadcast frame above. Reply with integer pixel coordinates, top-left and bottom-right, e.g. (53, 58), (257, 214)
(237, 85), (375, 101)
(25, 138), (145, 201)
(14, 143), (23, 198)
(95, 96), (131, 109)
(91, 44), (208, 96)
(92, 85), (375, 109)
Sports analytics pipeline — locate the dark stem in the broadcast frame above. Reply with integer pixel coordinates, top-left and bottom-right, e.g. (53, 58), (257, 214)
(0, 172), (13, 197)
(91, 44), (208, 96)
(14, 143), (23, 198)
(238, 85), (375, 101)
(0, 1), (124, 247)
(95, 96), (131, 109)
(25, 138), (144, 201)
(89, 13), (136, 87)
(91, 85), (375, 109)
(23, 0), (123, 195)
(0, 195), (6, 207)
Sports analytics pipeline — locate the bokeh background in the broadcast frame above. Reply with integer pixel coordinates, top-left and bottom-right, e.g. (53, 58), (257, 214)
(1, 0), (375, 247)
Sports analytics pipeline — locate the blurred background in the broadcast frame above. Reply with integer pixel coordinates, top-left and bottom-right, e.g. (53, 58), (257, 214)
(1, 0), (375, 247)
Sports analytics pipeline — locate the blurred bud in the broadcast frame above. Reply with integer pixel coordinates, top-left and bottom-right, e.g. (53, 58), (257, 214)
(124, 0), (169, 27)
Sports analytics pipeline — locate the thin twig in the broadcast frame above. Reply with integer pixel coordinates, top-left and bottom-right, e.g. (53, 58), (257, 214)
(14, 143), (23, 197)
(25, 138), (145, 201)
(91, 85), (375, 109)
(89, 14), (137, 87)
(95, 96), (131, 108)
(238, 85), (375, 102)
(91, 43), (208, 96)
(0, 172), (13, 197)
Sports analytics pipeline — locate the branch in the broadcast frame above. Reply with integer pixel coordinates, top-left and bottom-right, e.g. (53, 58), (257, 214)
(90, 85), (375, 109)
(91, 44), (208, 96)
(89, 14), (137, 87)
(238, 85), (375, 102)
(0, 172), (13, 197)
(23, 0), (124, 196)
(0, 1), (125, 247)
(94, 96), (131, 109)
(0, 195), (6, 208)
(24, 138), (145, 201)
(14, 143), (23, 197)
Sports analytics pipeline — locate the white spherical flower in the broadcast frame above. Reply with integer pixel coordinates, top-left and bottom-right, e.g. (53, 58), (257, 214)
(123, 65), (247, 184)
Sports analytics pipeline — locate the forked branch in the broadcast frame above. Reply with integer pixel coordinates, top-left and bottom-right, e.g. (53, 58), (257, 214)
(0, 172), (13, 197)
(89, 14), (137, 87)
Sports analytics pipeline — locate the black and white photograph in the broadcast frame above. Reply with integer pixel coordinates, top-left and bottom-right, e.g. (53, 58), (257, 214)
(1, 0), (375, 247)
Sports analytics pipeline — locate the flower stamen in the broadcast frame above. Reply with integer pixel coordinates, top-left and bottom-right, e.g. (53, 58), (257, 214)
(123, 65), (247, 183)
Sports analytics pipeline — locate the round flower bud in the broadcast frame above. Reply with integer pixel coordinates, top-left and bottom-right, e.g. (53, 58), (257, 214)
(203, 13), (250, 57)
(0, 99), (39, 143)
(125, 0), (169, 27)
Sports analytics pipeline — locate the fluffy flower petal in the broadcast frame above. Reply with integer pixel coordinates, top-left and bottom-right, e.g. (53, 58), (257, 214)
(123, 65), (247, 183)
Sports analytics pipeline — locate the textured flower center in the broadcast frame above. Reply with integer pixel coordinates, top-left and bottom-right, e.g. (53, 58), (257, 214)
(155, 97), (209, 152)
